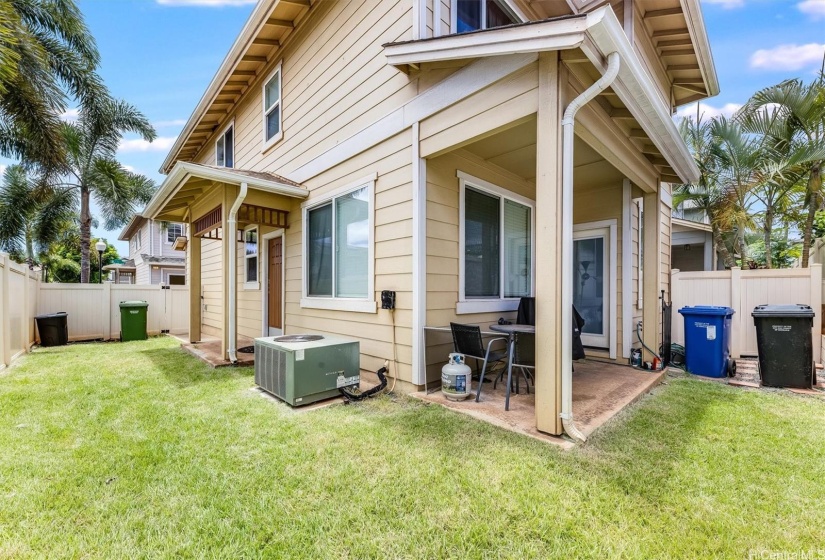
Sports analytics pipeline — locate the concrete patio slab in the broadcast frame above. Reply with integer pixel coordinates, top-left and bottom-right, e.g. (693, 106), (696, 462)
(412, 359), (665, 447)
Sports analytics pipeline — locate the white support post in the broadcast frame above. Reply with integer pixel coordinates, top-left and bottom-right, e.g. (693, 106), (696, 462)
(729, 266), (742, 359)
(412, 122), (428, 387)
(21, 264), (29, 353)
(0, 254), (9, 367)
(811, 264), (822, 364)
(622, 179), (633, 359)
(102, 281), (112, 340)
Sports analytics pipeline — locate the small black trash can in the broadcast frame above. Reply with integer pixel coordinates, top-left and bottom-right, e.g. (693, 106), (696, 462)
(35, 312), (69, 347)
(752, 304), (815, 389)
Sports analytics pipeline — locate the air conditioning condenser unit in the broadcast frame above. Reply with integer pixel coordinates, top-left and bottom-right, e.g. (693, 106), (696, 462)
(254, 334), (360, 406)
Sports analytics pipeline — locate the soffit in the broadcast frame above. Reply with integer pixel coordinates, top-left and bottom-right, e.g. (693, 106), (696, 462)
(162, 0), (312, 172)
(524, 0), (715, 105)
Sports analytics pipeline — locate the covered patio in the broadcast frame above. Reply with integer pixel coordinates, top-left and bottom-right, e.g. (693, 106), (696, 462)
(415, 360), (665, 445)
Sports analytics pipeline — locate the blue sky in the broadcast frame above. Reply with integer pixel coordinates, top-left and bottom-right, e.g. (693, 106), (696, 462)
(1, 0), (824, 256)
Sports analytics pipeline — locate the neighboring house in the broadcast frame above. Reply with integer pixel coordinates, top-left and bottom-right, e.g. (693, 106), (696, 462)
(142, 0), (717, 438)
(116, 215), (187, 285)
(671, 203), (721, 271)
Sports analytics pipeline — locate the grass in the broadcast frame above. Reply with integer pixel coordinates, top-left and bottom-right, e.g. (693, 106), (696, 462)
(1, 337), (824, 559)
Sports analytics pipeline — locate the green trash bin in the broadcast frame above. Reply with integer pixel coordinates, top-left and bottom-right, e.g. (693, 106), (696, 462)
(119, 301), (148, 341)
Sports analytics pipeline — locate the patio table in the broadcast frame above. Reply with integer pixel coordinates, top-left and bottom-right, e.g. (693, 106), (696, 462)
(489, 323), (536, 410)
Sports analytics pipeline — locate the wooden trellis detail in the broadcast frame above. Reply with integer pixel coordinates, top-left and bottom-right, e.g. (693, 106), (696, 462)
(237, 204), (289, 229)
(193, 206), (222, 238)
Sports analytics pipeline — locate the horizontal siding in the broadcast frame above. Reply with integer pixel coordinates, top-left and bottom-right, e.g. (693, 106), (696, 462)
(201, 238), (223, 338)
(424, 149), (535, 383)
(192, 0), (415, 181)
(282, 132), (415, 382)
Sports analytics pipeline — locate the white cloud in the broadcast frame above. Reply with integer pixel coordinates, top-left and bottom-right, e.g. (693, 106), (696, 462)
(156, 0), (256, 5)
(798, 0), (825, 19)
(702, 0), (744, 8)
(676, 102), (742, 120)
(153, 119), (187, 128)
(0, 164), (7, 176)
(118, 136), (178, 153)
(750, 43), (825, 71)
(60, 108), (79, 122)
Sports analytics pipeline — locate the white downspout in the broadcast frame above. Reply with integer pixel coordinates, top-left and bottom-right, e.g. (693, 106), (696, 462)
(560, 51), (620, 442)
(227, 182), (248, 364)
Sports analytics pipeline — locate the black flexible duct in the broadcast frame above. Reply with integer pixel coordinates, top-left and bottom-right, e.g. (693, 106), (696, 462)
(339, 367), (388, 402)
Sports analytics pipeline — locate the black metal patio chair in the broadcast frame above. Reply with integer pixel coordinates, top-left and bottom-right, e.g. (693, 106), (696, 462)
(448, 323), (508, 401)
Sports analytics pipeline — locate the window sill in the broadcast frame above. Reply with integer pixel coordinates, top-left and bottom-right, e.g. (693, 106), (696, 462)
(456, 299), (520, 315)
(261, 131), (284, 155)
(244, 282), (260, 291)
(300, 298), (377, 313)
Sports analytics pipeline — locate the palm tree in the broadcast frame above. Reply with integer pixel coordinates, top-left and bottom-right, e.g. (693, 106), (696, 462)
(56, 97), (156, 282)
(0, 164), (76, 265)
(709, 117), (763, 266)
(740, 75), (825, 267)
(675, 114), (736, 267)
(0, 0), (104, 168)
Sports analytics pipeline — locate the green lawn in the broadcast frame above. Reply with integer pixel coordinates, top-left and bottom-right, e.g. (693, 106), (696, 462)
(1, 337), (824, 559)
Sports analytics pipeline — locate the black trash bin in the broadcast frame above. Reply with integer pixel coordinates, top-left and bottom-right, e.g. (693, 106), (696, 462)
(35, 312), (68, 347)
(752, 304), (815, 389)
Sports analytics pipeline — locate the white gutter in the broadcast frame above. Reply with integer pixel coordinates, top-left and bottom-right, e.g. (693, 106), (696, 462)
(227, 182), (248, 364)
(560, 51), (621, 443)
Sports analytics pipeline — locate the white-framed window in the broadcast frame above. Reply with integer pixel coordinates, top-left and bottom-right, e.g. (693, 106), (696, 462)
(216, 123), (234, 168)
(301, 174), (376, 313)
(244, 226), (259, 289)
(262, 63), (282, 148)
(134, 230), (142, 252)
(166, 223), (183, 243)
(458, 171), (534, 314)
(452, 0), (520, 33)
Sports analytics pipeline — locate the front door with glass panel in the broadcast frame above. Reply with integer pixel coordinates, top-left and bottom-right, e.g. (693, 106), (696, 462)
(573, 227), (610, 349)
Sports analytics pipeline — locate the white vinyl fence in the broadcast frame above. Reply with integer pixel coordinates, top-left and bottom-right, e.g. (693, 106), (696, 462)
(38, 283), (189, 342)
(671, 265), (823, 363)
(0, 254), (39, 369)
(0, 252), (190, 370)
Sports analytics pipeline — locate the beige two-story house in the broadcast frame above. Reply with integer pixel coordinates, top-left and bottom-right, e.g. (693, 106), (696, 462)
(113, 215), (187, 285)
(142, 0), (717, 439)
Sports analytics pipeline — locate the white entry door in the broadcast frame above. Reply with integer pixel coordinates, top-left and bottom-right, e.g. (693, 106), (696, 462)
(573, 226), (612, 349)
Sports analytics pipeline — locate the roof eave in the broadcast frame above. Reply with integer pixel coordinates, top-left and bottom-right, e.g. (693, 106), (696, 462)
(581, 7), (700, 183)
(143, 161), (308, 220)
(159, 1), (277, 174)
(679, 0), (720, 101)
(117, 214), (145, 241)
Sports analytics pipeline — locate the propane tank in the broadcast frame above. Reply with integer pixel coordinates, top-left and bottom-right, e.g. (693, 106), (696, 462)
(441, 353), (472, 401)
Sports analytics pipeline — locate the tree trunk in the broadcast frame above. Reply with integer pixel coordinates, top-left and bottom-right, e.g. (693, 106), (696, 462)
(739, 228), (748, 268)
(801, 163), (822, 269)
(80, 187), (91, 283)
(713, 226), (735, 268)
(763, 208), (773, 269)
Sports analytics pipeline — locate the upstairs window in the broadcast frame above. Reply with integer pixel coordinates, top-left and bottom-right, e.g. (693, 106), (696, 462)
(216, 124), (234, 168)
(134, 230), (142, 251)
(455, 0), (519, 33)
(263, 64), (282, 145)
(166, 223), (183, 243)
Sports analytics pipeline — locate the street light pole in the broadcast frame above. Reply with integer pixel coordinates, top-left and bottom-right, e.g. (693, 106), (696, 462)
(95, 240), (106, 284)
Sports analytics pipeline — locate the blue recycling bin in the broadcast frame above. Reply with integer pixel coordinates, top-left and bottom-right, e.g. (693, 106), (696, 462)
(678, 306), (735, 378)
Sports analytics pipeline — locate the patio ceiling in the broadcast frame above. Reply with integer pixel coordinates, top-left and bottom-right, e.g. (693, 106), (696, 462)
(461, 116), (624, 185)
